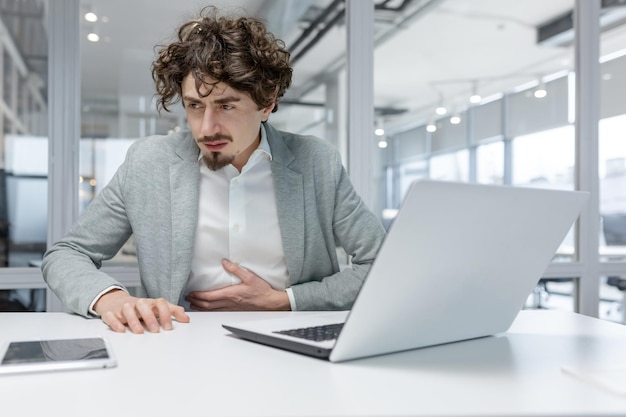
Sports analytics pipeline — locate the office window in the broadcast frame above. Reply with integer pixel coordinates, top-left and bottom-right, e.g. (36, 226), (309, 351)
(511, 126), (575, 190)
(373, 0), (577, 213)
(599, 115), (626, 222)
(398, 159), (427, 201)
(599, 25), (626, 323)
(599, 117), (626, 320)
(430, 150), (469, 182)
(600, 53), (626, 120)
(512, 125), (576, 312)
(476, 141), (504, 185)
(0, 0), (49, 311)
(599, 73), (626, 263)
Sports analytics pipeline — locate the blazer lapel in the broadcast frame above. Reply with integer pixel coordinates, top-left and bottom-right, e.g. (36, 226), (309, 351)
(266, 124), (305, 284)
(169, 133), (201, 302)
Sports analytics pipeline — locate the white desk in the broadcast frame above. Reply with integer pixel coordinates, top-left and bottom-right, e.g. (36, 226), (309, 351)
(1, 310), (626, 417)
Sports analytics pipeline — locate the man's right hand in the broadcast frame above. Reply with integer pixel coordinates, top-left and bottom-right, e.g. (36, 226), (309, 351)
(93, 289), (190, 334)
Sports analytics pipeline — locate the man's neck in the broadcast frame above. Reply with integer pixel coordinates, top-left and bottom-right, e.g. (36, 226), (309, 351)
(231, 135), (261, 172)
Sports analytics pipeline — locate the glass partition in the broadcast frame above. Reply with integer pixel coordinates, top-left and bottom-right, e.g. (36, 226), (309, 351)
(476, 141), (504, 185)
(0, 0), (49, 311)
(599, 11), (626, 323)
(375, 0), (581, 312)
(28, 0), (626, 319)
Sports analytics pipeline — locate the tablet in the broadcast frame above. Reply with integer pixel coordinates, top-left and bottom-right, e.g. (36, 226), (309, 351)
(0, 337), (117, 375)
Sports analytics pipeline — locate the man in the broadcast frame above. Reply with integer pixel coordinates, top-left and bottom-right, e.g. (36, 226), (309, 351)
(42, 7), (385, 334)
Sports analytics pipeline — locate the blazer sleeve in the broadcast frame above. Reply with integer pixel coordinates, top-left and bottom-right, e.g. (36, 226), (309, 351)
(289, 145), (386, 310)
(41, 147), (135, 317)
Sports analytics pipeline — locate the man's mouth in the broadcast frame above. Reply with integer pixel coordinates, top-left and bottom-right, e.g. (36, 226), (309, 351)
(203, 140), (229, 152)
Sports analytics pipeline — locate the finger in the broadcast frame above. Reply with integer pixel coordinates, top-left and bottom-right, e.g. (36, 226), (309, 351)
(187, 286), (232, 303)
(122, 302), (145, 334)
(153, 299), (174, 330)
(135, 299), (161, 333)
(101, 311), (127, 333)
(188, 298), (212, 311)
(203, 301), (235, 311)
(170, 305), (191, 323)
(187, 300), (205, 311)
(189, 297), (231, 311)
(222, 258), (251, 282)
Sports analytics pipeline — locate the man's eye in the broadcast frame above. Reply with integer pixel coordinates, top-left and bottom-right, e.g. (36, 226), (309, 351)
(222, 104), (234, 110)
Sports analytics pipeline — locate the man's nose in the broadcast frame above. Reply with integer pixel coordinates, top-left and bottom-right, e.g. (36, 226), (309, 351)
(201, 108), (220, 136)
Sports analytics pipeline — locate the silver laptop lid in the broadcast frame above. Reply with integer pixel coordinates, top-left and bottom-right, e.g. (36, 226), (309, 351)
(329, 180), (587, 362)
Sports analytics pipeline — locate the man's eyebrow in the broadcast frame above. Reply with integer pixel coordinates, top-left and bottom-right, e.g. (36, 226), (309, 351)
(181, 95), (242, 104)
(182, 95), (201, 103)
(213, 96), (242, 104)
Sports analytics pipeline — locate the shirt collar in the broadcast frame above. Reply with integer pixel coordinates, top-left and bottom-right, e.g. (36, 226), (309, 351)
(256, 124), (272, 161)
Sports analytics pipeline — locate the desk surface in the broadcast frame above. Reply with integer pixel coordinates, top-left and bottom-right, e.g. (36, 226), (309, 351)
(1, 310), (626, 417)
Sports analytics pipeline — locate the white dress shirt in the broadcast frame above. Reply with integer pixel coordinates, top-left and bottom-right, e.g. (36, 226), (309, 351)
(89, 126), (294, 315)
(182, 125), (294, 309)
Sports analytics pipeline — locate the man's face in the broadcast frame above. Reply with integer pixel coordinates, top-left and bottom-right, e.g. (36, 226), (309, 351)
(182, 73), (274, 171)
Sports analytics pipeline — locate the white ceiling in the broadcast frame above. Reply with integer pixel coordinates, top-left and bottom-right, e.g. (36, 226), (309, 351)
(78, 0), (626, 135)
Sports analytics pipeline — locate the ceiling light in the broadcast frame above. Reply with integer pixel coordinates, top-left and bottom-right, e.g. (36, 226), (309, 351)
(450, 115), (461, 125)
(533, 86), (547, 98)
(469, 81), (481, 104)
(435, 105), (447, 115)
(378, 139), (388, 149)
(84, 12), (98, 22)
(533, 76), (547, 98)
(426, 122), (437, 133)
(374, 116), (385, 137)
(87, 33), (100, 42)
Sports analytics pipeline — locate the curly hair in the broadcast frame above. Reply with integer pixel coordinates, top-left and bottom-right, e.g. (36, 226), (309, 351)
(151, 6), (292, 113)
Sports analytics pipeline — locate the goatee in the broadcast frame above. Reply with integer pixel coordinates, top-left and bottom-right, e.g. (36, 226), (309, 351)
(199, 134), (234, 171)
(202, 152), (234, 171)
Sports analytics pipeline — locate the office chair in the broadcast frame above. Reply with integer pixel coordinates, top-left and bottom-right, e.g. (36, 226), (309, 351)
(602, 213), (626, 293)
(531, 277), (572, 309)
(601, 214), (626, 322)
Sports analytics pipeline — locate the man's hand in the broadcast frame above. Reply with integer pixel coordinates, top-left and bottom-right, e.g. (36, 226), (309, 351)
(185, 259), (291, 311)
(94, 289), (190, 334)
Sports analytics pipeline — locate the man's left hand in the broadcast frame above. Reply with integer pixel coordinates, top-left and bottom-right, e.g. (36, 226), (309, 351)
(184, 259), (291, 311)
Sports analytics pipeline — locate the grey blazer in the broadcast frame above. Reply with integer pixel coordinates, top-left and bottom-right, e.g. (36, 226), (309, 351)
(42, 123), (386, 317)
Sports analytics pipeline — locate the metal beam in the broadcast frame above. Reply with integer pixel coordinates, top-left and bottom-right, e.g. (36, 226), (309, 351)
(46, 0), (80, 312)
(575, 0), (601, 317)
(346, 0), (374, 208)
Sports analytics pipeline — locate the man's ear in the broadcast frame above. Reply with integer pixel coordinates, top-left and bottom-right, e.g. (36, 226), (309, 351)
(261, 102), (276, 121)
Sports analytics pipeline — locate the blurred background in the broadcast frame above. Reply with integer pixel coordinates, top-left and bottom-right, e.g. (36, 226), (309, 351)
(1, 0), (625, 323)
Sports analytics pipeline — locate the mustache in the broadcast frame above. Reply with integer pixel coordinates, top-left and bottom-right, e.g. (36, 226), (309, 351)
(202, 134), (232, 143)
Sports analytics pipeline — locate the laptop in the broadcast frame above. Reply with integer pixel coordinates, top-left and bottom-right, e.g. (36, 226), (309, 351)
(222, 179), (588, 362)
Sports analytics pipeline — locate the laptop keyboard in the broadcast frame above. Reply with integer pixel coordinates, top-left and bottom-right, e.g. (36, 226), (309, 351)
(274, 322), (345, 342)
